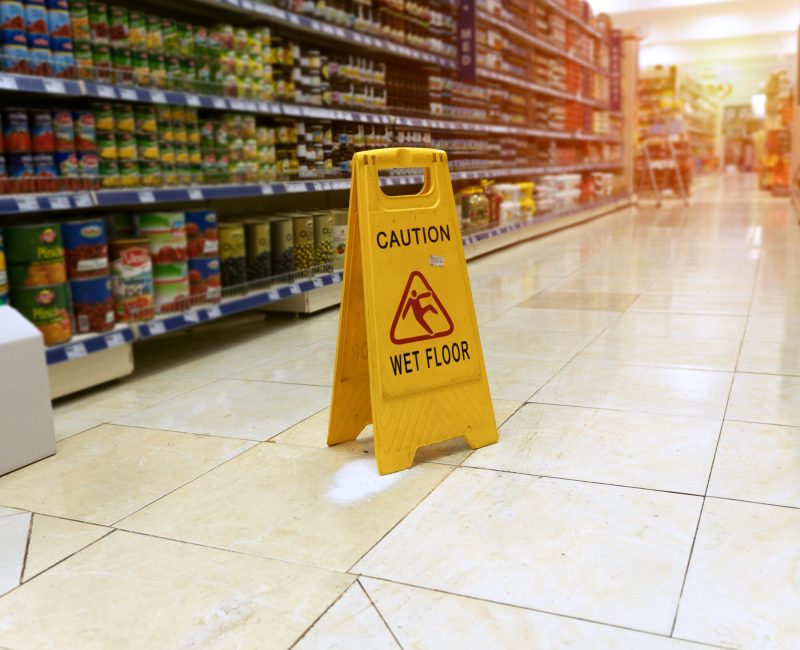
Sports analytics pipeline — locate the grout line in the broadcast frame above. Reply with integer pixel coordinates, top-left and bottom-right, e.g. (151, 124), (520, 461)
(668, 225), (762, 638)
(348, 575), (735, 650)
(357, 579), (404, 648)
(17, 512), (34, 586)
(287, 577), (359, 650)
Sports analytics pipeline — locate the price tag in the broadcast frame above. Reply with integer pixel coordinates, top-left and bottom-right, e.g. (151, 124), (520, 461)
(288, 13), (300, 25)
(260, 184), (273, 195)
(282, 104), (301, 116)
(43, 79), (66, 94)
(184, 310), (200, 323)
(230, 99), (244, 110)
(65, 343), (88, 360)
(241, 0), (254, 9)
(16, 196), (39, 211)
(96, 85), (116, 98)
(105, 331), (126, 347)
(212, 97), (227, 109)
(74, 192), (92, 207)
(289, 285), (301, 295)
(207, 306), (222, 319)
(148, 321), (166, 335)
(0, 74), (17, 90)
(312, 277), (324, 288)
(285, 183), (304, 193)
(138, 190), (156, 203)
(120, 88), (137, 101)
(188, 188), (204, 200)
(322, 24), (334, 35)
(332, 273), (342, 283)
(48, 195), (71, 210)
(186, 94), (201, 107)
(149, 90), (166, 103)
(267, 290), (280, 301)
(257, 101), (269, 112)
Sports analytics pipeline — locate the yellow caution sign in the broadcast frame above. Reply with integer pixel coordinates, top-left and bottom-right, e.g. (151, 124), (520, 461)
(328, 147), (497, 474)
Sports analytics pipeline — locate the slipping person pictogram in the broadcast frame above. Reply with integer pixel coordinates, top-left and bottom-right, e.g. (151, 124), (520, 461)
(390, 271), (454, 344)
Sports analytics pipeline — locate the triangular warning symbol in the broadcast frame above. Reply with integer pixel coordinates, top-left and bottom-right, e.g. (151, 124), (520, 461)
(390, 271), (454, 345)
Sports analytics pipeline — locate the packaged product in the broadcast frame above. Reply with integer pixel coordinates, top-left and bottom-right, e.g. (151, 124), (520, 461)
(70, 274), (114, 333)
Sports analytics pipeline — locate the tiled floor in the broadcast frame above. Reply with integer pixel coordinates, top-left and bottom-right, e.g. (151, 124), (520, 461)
(1, 173), (799, 649)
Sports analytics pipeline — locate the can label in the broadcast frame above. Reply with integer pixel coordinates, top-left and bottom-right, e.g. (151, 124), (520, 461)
(70, 275), (114, 333)
(24, 3), (47, 34)
(110, 242), (153, 321)
(186, 210), (218, 257)
(3, 109), (31, 152)
(0, 2), (24, 31)
(47, 8), (70, 37)
(62, 219), (108, 278)
(72, 110), (96, 151)
(10, 284), (72, 345)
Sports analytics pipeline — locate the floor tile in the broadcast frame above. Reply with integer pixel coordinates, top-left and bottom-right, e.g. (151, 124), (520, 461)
(117, 444), (452, 572)
(578, 333), (741, 371)
(354, 468), (702, 634)
(707, 421), (800, 508)
(116, 378), (332, 441)
(233, 342), (337, 387)
(519, 291), (640, 312)
(727, 372), (800, 427)
(674, 498), (800, 650)
(52, 371), (214, 441)
(481, 307), (620, 334)
(294, 581), (399, 650)
(154, 340), (296, 380)
(629, 294), (751, 316)
(484, 355), (565, 401)
(532, 359), (732, 419)
(744, 315), (800, 343)
(274, 400), (520, 466)
(22, 515), (110, 581)
(362, 578), (707, 650)
(737, 339), (800, 376)
(466, 403), (719, 493)
(0, 531), (353, 649)
(0, 508), (30, 597)
(480, 328), (596, 361)
(0, 424), (254, 526)
(606, 312), (747, 340)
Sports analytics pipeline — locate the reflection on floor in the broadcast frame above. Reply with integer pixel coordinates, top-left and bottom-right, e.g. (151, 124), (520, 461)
(1, 173), (799, 649)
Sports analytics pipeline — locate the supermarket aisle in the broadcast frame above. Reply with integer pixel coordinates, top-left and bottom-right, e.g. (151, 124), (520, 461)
(1, 172), (799, 649)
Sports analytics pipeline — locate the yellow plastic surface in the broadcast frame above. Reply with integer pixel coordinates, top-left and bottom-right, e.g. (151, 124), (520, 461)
(327, 147), (498, 474)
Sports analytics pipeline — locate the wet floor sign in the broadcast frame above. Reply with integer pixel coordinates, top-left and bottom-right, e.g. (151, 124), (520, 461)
(328, 147), (497, 474)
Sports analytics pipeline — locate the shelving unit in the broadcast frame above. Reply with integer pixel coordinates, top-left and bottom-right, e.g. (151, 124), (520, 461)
(0, 0), (635, 397)
(636, 65), (720, 201)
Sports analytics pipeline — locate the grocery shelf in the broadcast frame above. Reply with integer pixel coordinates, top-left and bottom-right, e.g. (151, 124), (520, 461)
(45, 324), (134, 366)
(542, 0), (606, 41)
(135, 270), (343, 339)
(476, 10), (609, 77)
(0, 70), (621, 139)
(42, 194), (630, 370)
(0, 162), (623, 216)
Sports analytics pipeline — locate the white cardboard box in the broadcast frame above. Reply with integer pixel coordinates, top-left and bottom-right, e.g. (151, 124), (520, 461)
(0, 306), (56, 476)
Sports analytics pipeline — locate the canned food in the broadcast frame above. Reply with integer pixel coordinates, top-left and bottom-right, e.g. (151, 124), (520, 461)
(136, 133), (158, 161)
(4, 222), (63, 266)
(47, 7), (70, 38)
(108, 4), (127, 47)
(131, 48), (148, 84)
(10, 283), (72, 345)
(88, 0), (108, 43)
(51, 109), (75, 151)
(292, 213), (315, 272)
(218, 222), (246, 287)
(136, 212), (187, 264)
(72, 110), (96, 151)
(97, 131), (116, 159)
(61, 218), (108, 279)
(127, 9), (144, 49)
(185, 210), (218, 258)
(269, 217), (293, 275)
(26, 33), (51, 76)
(0, 1), (24, 31)
(113, 104), (134, 133)
(3, 109), (30, 152)
(244, 219), (270, 280)
(332, 209), (347, 270)
(74, 40), (92, 78)
(162, 17), (177, 54)
(23, 0), (47, 34)
(135, 104), (156, 134)
(138, 158), (160, 186)
(1, 36), (28, 75)
(69, 0), (90, 42)
(312, 211), (333, 267)
(33, 152), (57, 190)
(116, 132), (136, 160)
(51, 49), (75, 79)
(188, 256), (221, 303)
(109, 238), (153, 321)
(145, 14), (161, 49)
(77, 150), (98, 181)
(152, 262), (188, 313)
(54, 150), (77, 179)
(70, 274), (114, 333)
(117, 159), (139, 186)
